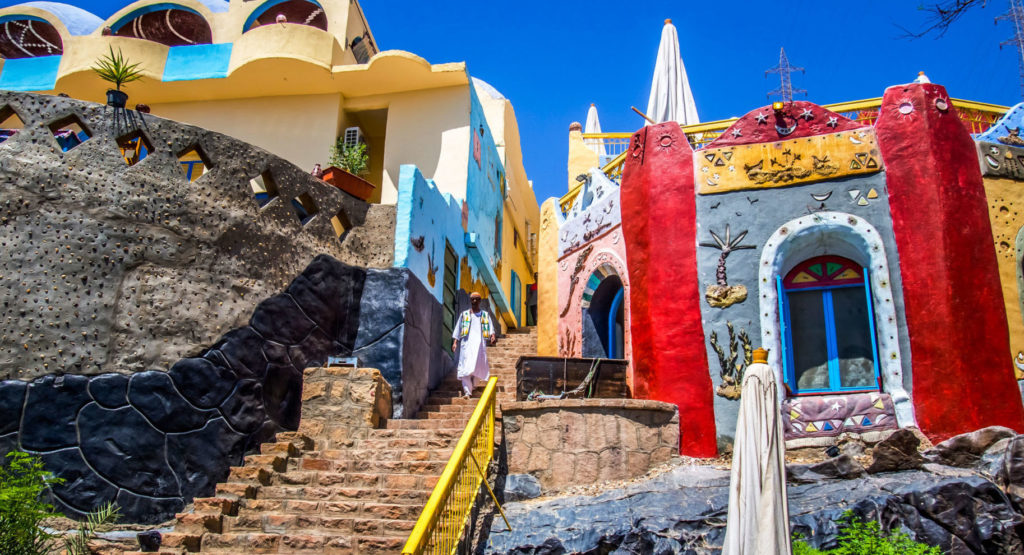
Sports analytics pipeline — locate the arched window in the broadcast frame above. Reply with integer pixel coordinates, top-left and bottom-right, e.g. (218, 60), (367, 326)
(244, 0), (327, 32)
(777, 255), (880, 394)
(0, 16), (63, 58)
(111, 6), (212, 46)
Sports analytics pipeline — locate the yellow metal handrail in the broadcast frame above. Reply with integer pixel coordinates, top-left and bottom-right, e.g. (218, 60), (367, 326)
(402, 376), (507, 555)
(561, 97), (1010, 213)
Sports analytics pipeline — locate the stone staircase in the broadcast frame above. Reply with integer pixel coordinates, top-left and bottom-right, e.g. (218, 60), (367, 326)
(137, 328), (536, 555)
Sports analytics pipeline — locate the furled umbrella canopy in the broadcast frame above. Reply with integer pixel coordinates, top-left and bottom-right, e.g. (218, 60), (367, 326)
(722, 348), (791, 555)
(646, 19), (700, 126)
(584, 103), (607, 157)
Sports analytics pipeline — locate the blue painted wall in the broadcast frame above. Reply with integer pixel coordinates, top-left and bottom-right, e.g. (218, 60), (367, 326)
(465, 83), (504, 276)
(0, 55), (59, 91)
(163, 44), (233, 81)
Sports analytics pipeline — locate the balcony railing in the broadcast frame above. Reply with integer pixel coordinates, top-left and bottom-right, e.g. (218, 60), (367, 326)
(562, 97), (1009, 213)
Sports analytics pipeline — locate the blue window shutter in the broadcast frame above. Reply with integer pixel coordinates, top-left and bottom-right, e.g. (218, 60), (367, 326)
(822, 290), (840, 389)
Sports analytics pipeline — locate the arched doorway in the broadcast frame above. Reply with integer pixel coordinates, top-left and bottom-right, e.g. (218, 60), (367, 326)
(582, 273), (624, 359)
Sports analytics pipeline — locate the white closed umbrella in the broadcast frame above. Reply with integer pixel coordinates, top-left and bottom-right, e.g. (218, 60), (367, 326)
(646, 19), (700, 126)
(583, 103), (607, 157)
(723, 348), (791, 555)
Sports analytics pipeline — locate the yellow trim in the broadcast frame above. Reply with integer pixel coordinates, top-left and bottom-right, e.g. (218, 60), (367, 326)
(402, 377), (499, 555)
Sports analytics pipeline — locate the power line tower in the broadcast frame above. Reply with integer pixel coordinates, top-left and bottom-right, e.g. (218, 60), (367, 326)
(765, 47), (806, 103)
(998, 0), (1024, 100)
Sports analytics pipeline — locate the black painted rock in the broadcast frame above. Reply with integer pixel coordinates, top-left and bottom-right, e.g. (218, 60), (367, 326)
(788, 454), (867, 484)
(924, 426), (1018, 468)
(250, 294), (317, 345)
(41, 447), (118, 517)
(867, 428), (924, 473)
(78, 403), (180, 497)
(137, 530), (162, 552)
(169, 357), (237, 409)
(128, 371), (215, 433)
(166, 417), (245, 500)
(21, 375), (91, 451)
(213, 327), (269, 379)
(504, 474), (542, 502)
(219, 379), (266, 434)
(0, 380), (26, 435)
(88, 373), (129, 409)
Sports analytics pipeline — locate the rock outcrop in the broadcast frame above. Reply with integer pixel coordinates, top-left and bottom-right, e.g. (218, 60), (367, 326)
(484, 428), (1024, 554)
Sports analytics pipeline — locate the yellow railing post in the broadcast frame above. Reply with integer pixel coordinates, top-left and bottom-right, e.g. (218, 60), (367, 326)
(402, 376), (504, 555)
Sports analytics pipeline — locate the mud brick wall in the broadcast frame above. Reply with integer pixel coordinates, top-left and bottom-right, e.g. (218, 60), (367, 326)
(501, 399), (679, 491)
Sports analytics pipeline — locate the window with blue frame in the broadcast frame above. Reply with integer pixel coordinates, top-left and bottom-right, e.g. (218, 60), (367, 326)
(510, 270), (522, 326)
(777, 255), (880, 395)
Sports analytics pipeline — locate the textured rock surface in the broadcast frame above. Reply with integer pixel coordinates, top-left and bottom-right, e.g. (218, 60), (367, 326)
(866, 427), (925, 473)
(0, 91), (391, 382)
(0, 255), (369, 523)
(484, 461), (1024, 554)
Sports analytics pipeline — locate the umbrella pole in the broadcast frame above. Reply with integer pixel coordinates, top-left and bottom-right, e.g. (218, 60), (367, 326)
(631, 106), (656, 124)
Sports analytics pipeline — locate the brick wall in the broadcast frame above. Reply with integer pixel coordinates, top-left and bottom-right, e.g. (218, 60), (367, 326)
(501, 399), (678, 491)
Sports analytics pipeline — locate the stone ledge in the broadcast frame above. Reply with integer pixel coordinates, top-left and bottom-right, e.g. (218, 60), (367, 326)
(501, 398), (676, 413)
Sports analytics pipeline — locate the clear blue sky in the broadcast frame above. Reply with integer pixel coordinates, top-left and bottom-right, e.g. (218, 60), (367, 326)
(7, 0), (1019, 205)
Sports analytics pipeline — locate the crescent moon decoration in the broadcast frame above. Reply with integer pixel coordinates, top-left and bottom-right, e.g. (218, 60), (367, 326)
(776, 123), (797, 136)
(811, 191), (833, 202)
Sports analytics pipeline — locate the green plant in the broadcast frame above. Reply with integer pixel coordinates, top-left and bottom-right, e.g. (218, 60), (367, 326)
(0, 451), (121, 555)
(0, 451), (63, 555)
(330, 140), (369, 176)
(792, 513), (941, 555)
(62, 501), (120, 555)
(92, 46), (144, 91)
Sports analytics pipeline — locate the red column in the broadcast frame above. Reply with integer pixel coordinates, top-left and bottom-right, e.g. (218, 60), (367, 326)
(620, 123), (718, 457)
(875, 83), (1024, 441)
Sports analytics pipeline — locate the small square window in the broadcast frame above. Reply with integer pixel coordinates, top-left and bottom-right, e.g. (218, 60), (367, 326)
(330, 210), (351, 240)
(249, 171), (279, 209)
(0, 105), (25, 144)
(176, 145), (213, 181)
(291, 193), (318, 226)
(47, 114), (92, 152)
(115, 130), (154, 166)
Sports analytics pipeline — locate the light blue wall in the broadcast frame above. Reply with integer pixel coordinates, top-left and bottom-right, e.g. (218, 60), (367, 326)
(977, 102), (1024, 143)
(163, 44), (232, 81)
(465, 83), (504, 276)
(0, 55), (60, 91)
(393, 164), (466, 301)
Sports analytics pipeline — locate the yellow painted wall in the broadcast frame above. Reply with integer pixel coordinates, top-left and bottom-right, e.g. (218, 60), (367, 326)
(345, 86), (469, 204)
(983, 176), (1024, 380)
(536, 198), (560, 354)
(152, 93), (342, 174)
(567, 128), (599, 192)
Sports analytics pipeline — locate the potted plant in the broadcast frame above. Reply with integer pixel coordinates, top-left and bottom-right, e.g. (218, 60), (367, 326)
(322, 138), (375, 201)
(92, 46), (143, 108)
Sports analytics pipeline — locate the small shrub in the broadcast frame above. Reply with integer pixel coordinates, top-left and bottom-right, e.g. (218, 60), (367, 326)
(329, 140), (369, 176)
(792, 512), (940, 555)
(0, 451), (63, 555)
(92, 46), (144, 91)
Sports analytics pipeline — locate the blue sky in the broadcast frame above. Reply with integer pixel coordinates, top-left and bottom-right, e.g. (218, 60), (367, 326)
(8, 0), (1019, 205)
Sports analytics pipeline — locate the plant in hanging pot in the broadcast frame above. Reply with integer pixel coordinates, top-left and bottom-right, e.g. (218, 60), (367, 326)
(92, 46), (143, 108)
(322, 139), (376, 201)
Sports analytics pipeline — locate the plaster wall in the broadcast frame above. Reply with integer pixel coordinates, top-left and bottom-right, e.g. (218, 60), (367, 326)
(567, 128), (599, 190)
(536, 199), (561, 355)
(982, 175), (1024, 380)
(694, 174), (913, 446)
(152, 92), (341, 174)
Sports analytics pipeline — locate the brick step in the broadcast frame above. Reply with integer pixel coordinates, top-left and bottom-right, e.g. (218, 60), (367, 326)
(355, 436), (456, 450)
(417, 403), (477, 414)
(222, 512), (419, 537)
(367, 428), (462, 439)
(233, 491), (428, 517)
(292, 457), (449, 474)
(385, 418), (469, 430)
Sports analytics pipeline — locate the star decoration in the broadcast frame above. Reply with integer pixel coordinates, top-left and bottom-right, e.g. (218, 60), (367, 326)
(755, 112), (768, 124)
(826, 116), (838, 128)
(731, 128), (742, 138)
(800, 108), (814, 121)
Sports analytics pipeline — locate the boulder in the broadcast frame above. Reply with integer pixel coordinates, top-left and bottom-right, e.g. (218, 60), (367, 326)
(788, 454), (867, 484)
(866, 428), (924, 473)
(924, 426), (1018, 468)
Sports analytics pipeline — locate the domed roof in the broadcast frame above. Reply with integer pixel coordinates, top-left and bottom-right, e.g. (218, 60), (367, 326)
(20, 2), (102, 35)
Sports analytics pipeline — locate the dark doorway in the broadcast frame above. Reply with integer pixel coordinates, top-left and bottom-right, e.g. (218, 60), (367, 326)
(582, 276), (624, 358)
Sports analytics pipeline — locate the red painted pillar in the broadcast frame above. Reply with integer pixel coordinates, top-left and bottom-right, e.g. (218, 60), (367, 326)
(620, 123), (717, 457)
(875, 83), (1024, 442)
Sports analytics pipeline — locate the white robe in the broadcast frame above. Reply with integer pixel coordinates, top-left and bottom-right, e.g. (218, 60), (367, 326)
(454, 310), (490, 381)
(722, 362), (791, 555)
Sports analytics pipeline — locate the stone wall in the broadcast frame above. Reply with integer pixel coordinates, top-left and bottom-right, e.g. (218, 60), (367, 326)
(0, 91), (392, 382)
(501, 399), (678, 491)
(298, 366), (392, 449)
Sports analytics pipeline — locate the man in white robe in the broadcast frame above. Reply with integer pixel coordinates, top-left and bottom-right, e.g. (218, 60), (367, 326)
(451, 292), (497, 397)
